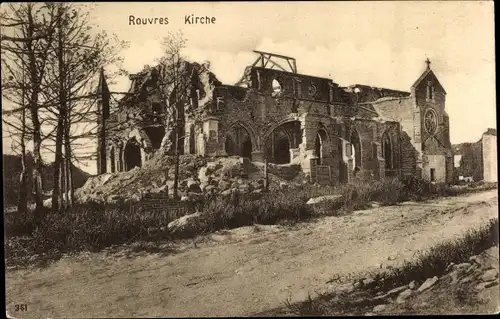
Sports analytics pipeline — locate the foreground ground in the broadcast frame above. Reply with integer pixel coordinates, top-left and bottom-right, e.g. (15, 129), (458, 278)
(5, 189), (498, 318)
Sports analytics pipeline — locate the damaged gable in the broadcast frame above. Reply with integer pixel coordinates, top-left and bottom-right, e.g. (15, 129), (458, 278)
(411, 68), (446, 95)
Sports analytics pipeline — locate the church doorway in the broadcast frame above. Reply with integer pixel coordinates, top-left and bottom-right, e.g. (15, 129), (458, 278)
(273, 137), (290, 164)
(124, 140), (142, 171)
(314, 129), (328, 165)
(242, 139), (252, 159)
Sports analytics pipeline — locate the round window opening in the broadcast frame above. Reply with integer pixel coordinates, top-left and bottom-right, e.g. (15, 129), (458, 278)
(309, 84), (317, 97)
(424, 109), (438, 135)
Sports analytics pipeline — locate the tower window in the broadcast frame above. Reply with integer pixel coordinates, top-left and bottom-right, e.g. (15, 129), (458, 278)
(293, 78), (302, 97)
(427, 81), (434, 100)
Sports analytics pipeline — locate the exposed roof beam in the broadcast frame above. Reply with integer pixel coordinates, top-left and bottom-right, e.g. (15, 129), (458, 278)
(253, 50), (295, 61)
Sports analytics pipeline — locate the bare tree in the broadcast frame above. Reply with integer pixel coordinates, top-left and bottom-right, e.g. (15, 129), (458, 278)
(1, 3), (58, 216)
(153, 31), (207, 199)
(2, 3), (127, 212)
(1, 66), (30, 214)
(38, 3), (127, 209)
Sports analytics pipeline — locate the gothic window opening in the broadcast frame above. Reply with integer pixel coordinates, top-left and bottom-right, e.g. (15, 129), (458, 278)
(329, 86), (335, 103)
(271, 78), (283, 98)
(293, 79), (302, 98)
(191, 89), (199, 109)
(225, 124), (253, 159)
(382, 132), (393, 169)
(350, 130), (362, 171)
(144, 126), (165, 150)
(427, 81), (434, 100)
(189, 125), (196, 154)
(266, 125), (294, 165)
(314, 129), (328, 165)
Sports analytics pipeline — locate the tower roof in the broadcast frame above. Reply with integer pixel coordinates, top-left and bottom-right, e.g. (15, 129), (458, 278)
(411, 58), (447, 94)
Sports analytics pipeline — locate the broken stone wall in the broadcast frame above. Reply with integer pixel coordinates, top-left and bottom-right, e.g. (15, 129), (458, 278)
(454, 141), (483, 182)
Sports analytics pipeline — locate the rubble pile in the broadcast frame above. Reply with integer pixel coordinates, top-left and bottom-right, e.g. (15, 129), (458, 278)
(75, 154), (309, 205)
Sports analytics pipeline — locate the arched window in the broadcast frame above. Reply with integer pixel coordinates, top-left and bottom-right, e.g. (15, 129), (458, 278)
(225, 124), (253, 159)
(189, 125), (196, 154)
(266, 126), (290, 164)
(271, 78), (283, 97)
(350, 130), (362, 171)
(382, 132), (393, 169)
(314, 129), (328, 165)
(427, 81), (434, 100)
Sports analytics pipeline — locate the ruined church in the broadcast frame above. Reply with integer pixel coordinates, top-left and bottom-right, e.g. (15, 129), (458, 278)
(97, 51), (454, 185)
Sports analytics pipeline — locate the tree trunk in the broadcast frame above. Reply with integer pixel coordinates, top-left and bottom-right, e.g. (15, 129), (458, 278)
(51, 118), (64, 211)
(17, 107), (28, 215)
(26, 5), (45, 218)
(18, 153), (28, 214)
(64, 116), (73, 207)
(59, 157), (64, 209)
(52, 12), (66, 211)
(173, 127), (180, 200)
(31, 123), (44, 215)
(64, 153), (70, 209)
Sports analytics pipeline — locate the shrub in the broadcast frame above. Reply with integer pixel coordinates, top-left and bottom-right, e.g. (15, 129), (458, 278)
(325, 178), (403, 213)
(173, 190), (315, 238)
(399, 175), (434, 201)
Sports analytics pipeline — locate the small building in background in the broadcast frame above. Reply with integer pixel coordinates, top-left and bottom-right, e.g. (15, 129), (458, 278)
(453, 128), (497, 183)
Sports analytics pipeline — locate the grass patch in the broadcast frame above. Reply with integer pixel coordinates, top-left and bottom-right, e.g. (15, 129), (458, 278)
(5, 202), (174, 268)
(4, 177), (497, 268)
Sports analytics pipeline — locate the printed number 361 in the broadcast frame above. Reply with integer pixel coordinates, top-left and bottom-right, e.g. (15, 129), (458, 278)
(15, 304), (27, 311)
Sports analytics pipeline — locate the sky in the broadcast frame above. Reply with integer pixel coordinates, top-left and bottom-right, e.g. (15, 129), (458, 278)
(2, 1), (496, 174)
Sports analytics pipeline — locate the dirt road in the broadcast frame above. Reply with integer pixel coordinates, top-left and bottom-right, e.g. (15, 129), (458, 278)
(6, 190), (498, 318)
